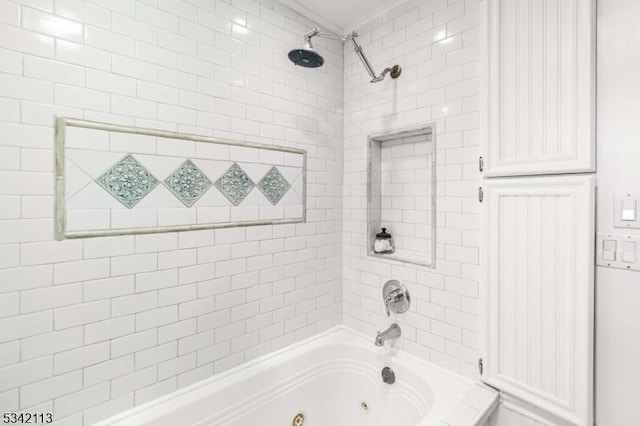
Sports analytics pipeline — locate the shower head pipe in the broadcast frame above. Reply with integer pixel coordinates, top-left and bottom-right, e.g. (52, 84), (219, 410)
(301, 28), (401, 83)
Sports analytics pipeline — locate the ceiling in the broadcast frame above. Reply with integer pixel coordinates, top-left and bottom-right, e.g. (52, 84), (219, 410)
(277, 0), (405, 35)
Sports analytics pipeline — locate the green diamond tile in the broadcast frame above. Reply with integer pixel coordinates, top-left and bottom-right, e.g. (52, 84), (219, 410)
(96, 155), (159, 209)
(257, 167), (290, 205)
(214, 163), (254, 206)
(164, 160), (212, 207)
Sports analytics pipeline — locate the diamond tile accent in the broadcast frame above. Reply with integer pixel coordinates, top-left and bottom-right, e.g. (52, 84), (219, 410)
(214, 163), (254, 206)
(164, 160), (212, 207)
(257, 167), (290, 205)
(96, 155), (159, 208)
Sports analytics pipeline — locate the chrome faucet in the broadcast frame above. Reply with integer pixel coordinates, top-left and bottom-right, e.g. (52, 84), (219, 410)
(375, 323), (401, 346)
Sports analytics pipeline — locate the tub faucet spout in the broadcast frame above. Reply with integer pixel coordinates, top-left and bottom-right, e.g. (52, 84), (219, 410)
(375, 323), (401, 346)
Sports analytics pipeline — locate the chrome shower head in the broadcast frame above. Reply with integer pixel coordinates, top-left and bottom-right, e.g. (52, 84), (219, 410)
(287, 28), (401, 83)
(288, 38), (324, 68)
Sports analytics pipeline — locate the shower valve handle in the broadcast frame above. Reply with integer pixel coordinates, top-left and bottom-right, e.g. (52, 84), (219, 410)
(384, 290), (403, 316)
(382, 280), (411, 317)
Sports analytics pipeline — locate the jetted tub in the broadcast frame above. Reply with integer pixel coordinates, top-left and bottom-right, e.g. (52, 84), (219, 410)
(97, 327), (498, 426)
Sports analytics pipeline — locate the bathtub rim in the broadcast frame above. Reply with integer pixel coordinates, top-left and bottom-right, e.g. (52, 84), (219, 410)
(95, 325), (475, 426)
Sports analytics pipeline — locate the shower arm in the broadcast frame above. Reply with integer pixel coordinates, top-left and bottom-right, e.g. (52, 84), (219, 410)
(303, 28), (401, 83)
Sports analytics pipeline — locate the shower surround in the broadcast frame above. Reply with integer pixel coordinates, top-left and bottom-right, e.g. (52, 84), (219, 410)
(0, 0), (480, 424)
(342, 0), (480, 377)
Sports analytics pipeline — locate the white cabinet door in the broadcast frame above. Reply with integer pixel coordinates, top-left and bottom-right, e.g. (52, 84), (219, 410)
(480, 175), (595, 426)
(480, 0), (595, 177)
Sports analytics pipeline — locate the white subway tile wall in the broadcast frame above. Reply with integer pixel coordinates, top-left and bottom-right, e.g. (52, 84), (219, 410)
(0, 0), (343, 423)
(342, 0), (480, 377)
(380, 135), (434, 264)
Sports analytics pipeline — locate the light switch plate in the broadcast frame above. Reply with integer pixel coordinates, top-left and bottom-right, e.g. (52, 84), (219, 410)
(597, 233), (640, 271)
(614, 192), (640, 229)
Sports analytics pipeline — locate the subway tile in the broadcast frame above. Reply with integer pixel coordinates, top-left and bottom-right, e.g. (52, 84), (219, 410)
(135, 378), (176, 406)
(0, 171), (52, 195)
(112, 292), (158, 317)
(54, 382), (110, 419)
(0, 23), (54, 58)
(21, 327), (83, 361)
(20, 371), (82, 408)
(0, 73), (53, 103)
(85, 316), (135, 344)
(158, 249), (197, 270)
(111, 366), (157, 398)
(111, 329), (157, 358)
(86, 0), (135, 16)
(136, 269), (179, 292)
(54, 259), (110, 285)
(158, 319), (196, 344)
(54, 301), (110, 329)
(0, 1), (19, 25)
(111, 253), (157, 276)
(86, 69), (136, 96)
(135, 342), (176, 369)
(135, 233), (178, 253)
(20, 149), (52, 172)
(0, 195), (20, 219)
(0, 341), (19, 368)
(112, 13), (157, 43)
(0, 390), (18, 412)
(0, 356), (52, 393)
(56, 84), (110, 112)
(21, 7), (84, 42)
(157, 353), (195, 380)
(0, 98), (20, 122)
(159, 284), (197, 307)
(83, 355), (134, 387)
(23, 56), (84, 86)
(111, 94), (157, 120)
(21, 283), (82, 313)
(112, 54), (158, 81)
(56, 40), (111, 70)
(83, 393), (133, 425)
(54, 341), (110, 374)
(0, 311), (52, 343)
(136, 304), (177, 331)
(55, 0), (111, 28)
(0, 293), (20, 318)
(86, 25), (135, 56)
(135, 2), (178, 31)
(83, 276), (134, 302)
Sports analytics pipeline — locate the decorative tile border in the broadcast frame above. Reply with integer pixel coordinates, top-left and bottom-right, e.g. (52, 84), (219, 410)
(55, 117), (306, 240)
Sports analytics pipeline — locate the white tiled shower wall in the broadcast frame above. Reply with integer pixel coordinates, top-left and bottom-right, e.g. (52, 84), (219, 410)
(342, 0), (480, 377)
(380, 135), (434, 263)
(1, 0), (482, 422)
(0, 0), (343, 423)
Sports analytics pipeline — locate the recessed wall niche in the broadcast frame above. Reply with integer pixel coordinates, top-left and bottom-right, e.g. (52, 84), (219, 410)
(368, 125), (435, 267)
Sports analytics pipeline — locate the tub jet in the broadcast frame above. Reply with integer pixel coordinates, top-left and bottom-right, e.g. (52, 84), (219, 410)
(292, 412), (305, 426)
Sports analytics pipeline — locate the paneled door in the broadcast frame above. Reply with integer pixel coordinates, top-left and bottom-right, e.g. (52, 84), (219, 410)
(480, 0), (595, 177)
(480, 175), (595, 426)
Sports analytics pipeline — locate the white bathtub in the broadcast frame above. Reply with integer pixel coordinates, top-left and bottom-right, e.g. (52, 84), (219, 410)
(97, 327), (498, 426)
